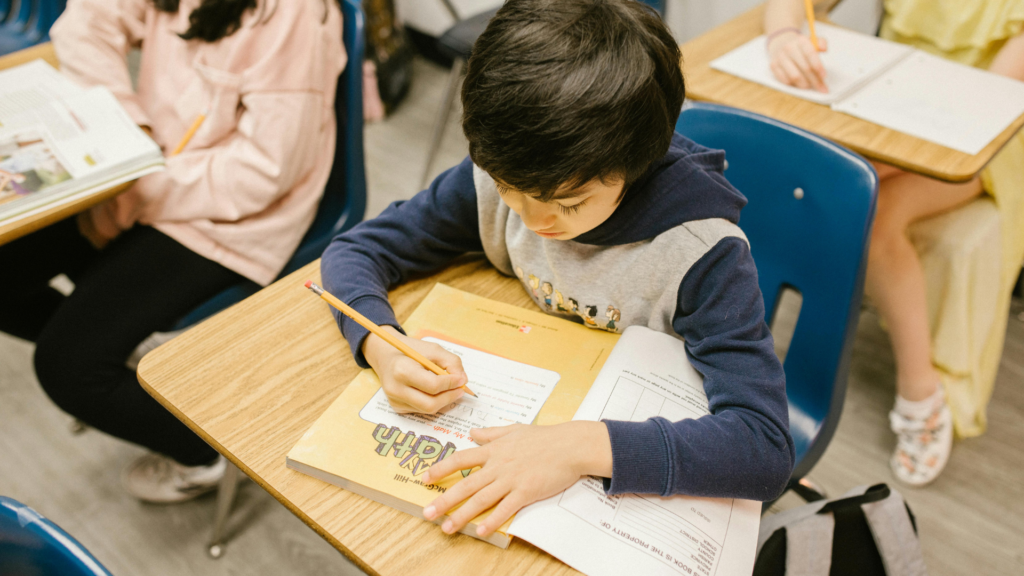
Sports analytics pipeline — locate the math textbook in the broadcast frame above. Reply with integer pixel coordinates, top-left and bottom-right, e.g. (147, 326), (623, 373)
(287, 284), (761, 575)
(286, 283), (620, 547)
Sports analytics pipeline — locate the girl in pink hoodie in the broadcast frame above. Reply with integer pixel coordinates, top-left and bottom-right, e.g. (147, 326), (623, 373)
(0, 0), (345, 503)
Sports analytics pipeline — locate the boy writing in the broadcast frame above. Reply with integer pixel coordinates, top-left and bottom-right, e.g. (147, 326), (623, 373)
(321, 0), (794, 539)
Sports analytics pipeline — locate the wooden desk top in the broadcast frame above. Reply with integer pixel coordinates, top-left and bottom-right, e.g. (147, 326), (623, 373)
(137, 258), (581, 576)
(681, 5), (1024, 183)
(0, 43), (136, 247)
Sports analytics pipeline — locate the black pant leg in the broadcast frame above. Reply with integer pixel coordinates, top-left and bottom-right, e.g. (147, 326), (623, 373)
(33, 226), (245, 466)
(0, 218), (100, 342)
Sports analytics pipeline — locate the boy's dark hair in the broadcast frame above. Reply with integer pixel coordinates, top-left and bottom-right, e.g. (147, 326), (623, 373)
(462, 0), (684, 200)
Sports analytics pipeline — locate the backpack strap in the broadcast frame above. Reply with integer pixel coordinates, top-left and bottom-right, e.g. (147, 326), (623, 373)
(785, 511), (835, 576)
(861, 489), (929, 576)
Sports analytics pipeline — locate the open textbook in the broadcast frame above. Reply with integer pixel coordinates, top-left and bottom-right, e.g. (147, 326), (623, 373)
(0, 60), (164, 223)
(710, 23), (1024, 155)
(506, 325), (760, 576)
(287, 284), (760, 575)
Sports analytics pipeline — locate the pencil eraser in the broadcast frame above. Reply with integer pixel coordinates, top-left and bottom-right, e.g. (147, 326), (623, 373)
(304, 280), (312, 288)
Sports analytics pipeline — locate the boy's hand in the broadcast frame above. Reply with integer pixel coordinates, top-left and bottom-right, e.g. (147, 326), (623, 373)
(421, 421), (613, 538)
(768, 32), (829, 93)
(362, 326), (468, 414)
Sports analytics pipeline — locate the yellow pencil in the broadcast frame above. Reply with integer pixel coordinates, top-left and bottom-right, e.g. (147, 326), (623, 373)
(304, 281), (478, 398)
(803, 0), (820, 51)
(170, 112), (207, 156)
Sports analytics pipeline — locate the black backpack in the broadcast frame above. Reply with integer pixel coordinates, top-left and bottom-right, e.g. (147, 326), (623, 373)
(754, 484), (928, 576)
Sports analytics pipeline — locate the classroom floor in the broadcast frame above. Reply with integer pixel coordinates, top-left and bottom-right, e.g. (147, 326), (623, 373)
(1, 56), (1021, 575)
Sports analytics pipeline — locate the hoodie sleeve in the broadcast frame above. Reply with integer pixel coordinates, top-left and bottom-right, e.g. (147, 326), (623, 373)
(602, 236), (794, 501)
(320, 157), (482, 366)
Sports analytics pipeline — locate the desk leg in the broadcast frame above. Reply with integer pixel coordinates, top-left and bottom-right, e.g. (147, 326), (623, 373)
(207, 462), (240, 559)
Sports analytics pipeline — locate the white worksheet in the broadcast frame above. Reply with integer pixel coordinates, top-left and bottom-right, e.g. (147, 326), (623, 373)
(358, 338), (560, 450)
(508, 326), (761, 576)
(832, 50), (1024, 155)
(709, 23), (1024, 154)
(710, 23), (912, 105)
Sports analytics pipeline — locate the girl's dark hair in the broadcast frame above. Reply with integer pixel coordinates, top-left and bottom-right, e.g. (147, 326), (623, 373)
(462, 0), (684, 200)
(152, 0), (259, 42)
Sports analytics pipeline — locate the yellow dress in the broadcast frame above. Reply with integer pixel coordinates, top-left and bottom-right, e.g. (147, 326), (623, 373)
(881, 0), (1024, 437)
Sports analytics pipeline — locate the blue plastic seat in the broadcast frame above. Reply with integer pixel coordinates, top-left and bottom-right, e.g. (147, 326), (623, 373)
(0, 496), (113, 576)
(0, 0), (66, 56)
(172, 0), (366, 329)
(676, 103), (878, 493)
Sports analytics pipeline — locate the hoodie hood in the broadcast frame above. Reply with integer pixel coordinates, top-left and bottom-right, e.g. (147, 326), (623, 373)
(573, 132), (747, 246)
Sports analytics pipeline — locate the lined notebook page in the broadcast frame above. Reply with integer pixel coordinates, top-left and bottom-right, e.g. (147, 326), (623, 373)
(709, 23), (913, 105)
(832, 51), (1024, 155)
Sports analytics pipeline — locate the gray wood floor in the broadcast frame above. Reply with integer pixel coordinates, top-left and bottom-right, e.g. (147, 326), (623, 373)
(2, 56), (1022, 575)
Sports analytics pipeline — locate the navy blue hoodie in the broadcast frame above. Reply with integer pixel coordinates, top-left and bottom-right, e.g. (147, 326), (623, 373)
(321, 132), (795, 501)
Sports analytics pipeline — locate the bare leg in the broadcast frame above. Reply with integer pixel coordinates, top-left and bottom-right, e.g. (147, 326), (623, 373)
(866, 167), (983, 401)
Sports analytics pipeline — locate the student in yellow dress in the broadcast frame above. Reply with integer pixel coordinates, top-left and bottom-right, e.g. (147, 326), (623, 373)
(765, 0), (1024, 486)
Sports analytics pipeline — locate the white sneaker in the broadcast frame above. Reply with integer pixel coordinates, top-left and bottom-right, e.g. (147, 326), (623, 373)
(889, 396), (953, 487)
(122, 453), (226, 503)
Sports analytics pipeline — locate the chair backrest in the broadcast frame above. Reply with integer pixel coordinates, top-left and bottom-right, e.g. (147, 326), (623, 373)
(639, 0), (665, 14)
(279, 0), (366, 275)
(34, 0), (66, 41)
(1, 0), (12, 25)
(676, 103), (877, 480)
(0, 497), (113, 576)
(1, 0), (34, 31)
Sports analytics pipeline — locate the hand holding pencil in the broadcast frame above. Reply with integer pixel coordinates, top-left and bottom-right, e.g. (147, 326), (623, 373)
(305, 281), (476, 414)
(765, 0), (829, 93)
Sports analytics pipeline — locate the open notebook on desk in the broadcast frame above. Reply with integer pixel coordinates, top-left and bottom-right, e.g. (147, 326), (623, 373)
(286, 284), (760, 576)
(710, 23), (1024, 155)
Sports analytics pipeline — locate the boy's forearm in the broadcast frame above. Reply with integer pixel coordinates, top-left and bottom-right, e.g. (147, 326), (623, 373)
(362, 325), (405, 371)
(320, 157), (484, 364)
(568, 421), (614, 478)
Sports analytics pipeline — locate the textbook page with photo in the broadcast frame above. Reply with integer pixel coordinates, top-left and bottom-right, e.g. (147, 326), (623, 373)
(0, 60), (164, 223)
(710, 22), (1024, 155)
(287, 284), (761, 575)
(506, 325), (760, 576)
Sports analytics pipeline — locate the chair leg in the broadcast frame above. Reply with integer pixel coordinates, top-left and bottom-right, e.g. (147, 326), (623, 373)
(207, 462), (240, 559)
(420, 57), (465, 189)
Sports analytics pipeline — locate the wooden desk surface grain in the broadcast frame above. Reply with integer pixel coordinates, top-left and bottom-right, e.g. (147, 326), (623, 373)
(681, 5), (1024, 182)
(137, 258), (582, 576)
(0, 43), (137, 247)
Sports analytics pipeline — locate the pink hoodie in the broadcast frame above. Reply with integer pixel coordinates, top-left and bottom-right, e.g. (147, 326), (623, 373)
(51, 0), (346, 285)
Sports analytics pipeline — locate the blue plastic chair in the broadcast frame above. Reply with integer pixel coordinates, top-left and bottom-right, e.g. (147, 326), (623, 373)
(1, 0), (12, 24)
(676, 103), (878, 498)
(0, 496), (113, 576)
(641, 0), (666, 13)
(0, 0), (66, 56)
(172, 0), (366, 330)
